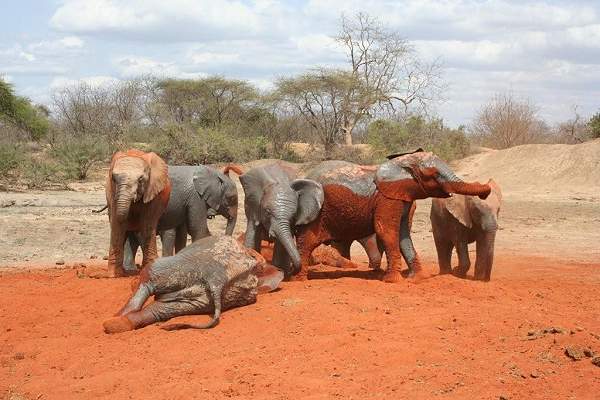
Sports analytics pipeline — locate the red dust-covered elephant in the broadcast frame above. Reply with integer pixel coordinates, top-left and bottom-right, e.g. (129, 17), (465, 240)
(295, 150), (492, 283)
(105, 150), (171, 277)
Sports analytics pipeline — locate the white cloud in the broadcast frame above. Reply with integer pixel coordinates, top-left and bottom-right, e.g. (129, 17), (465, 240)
(50, 75), (120, 90)
(114, 56), (206, 79)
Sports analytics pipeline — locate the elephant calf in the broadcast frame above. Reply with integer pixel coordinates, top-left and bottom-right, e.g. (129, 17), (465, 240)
(430, 179), (502, 281)
(103, 236), (283, 334)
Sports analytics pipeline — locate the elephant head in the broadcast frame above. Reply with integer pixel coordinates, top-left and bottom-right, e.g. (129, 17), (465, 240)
(107, 150), (169, 221)
(240, 169), (324, 274)
(193, 164), (241, 235)
(375, 150), (492, 201)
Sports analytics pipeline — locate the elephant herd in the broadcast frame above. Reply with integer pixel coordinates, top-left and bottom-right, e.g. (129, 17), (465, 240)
(101, 148), (502, 333)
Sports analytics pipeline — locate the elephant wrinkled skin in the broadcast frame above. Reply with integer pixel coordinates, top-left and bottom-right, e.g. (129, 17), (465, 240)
(430, 179), (502, 281)
(295, 150), (492, 282)
(105, 150), (171, 278)
(103, 235), (284, 333)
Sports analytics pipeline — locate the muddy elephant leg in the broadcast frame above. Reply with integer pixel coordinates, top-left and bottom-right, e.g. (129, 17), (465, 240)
(139, 227), (159, 271)
(330, 240), (351, 259)
(116, 281), (153, 316)
(374, 200), (404, 283)
(432, 230), (453, 275)
(104, 300), (199, 334)
(160, 229), (176, 257)
(295, 223), (331, 281)
(272, 239), (292, 273)
(453, 240), (471, 278)
(398, 201), (424, 279)
(123, 232), (140, 271)
(474, 231), (496, 281)
(107, 221), (127, 277)
(358, 234), (383, 271)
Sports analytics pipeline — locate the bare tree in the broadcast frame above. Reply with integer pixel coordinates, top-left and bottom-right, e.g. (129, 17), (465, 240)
(275, 69), (360, 155)
(556, 105), (587, 144)
(470, 93), (544, 149)
(335, 12), (444, 145)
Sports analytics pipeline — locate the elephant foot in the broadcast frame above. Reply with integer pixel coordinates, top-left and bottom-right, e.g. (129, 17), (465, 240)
(452, 267), (468, 279)
(103, 316), (135, 334)
(438, 268), (452, 275)
(382, 269), (403, 283)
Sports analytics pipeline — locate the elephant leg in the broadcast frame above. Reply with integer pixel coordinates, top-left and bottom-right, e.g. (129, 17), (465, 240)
(398, 201), (424, 279)
(174, 225), (188, 254)
(160, 229), (176, 257)
(123, 232), (139, 271)
(116, 281), (153, 316)
(474, 231), (496, 281)
(295, 223), (331, 281)
(358, 234), (383, 271)
(139, 228), (159, 271)
(374, 200), (404, 283)
(432, 231), (453, 275)
(244, 220), (262, 253)
(104, 299), (201, 334)
(187, 200), (210, 242)
(107, 222), (127, 277)
(330, 240), (351, 259)
(272, 240), (291, 272)
(453, 240), (471, 278)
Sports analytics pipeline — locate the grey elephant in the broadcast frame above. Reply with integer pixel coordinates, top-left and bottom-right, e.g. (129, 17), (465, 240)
(103, 235), (284, 333)
(239, 162), (324, 276)
(430, 179), (502, 281)
(123, 164), (241, 270)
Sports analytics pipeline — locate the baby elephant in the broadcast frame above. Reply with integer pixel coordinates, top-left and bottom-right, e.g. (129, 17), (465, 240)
(430, 179), (502, 281)
(103, 236), (283, 334)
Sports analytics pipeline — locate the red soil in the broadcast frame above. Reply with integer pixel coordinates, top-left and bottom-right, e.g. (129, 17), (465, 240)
(1, 255), (599, 399)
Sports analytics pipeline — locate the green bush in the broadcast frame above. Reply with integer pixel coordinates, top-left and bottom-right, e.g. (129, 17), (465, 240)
(152, 125), (269, 165)
(51, 137), (110, 180)
(24, 157), (60, 189)
(0, 142), (24, 175)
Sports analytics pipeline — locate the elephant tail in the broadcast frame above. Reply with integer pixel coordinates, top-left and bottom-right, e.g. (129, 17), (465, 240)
(223, 164), (243, 176)
(92, 204), (108, 213)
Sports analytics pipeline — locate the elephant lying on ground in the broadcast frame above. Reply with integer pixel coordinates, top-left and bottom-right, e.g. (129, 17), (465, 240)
(123, 164), (242, 270)
(103, 236), (284, 333)
(105, 150), (170, 277)
(430, 179), (502, 281)
(295, 150), (492, 282)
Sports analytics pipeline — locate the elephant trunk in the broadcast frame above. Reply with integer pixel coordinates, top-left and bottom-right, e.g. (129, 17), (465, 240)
(442, 181), (491, 199)
(115, 184), (133, 220)
(224, 211), (237, 236)
(475, 230), (496, 281)
(271, 220), (301, 275)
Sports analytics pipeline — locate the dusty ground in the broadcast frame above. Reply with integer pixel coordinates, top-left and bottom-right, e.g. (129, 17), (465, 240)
(1, 144), (599, 399)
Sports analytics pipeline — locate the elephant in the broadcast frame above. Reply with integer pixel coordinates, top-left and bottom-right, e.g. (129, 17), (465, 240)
(430, 179), (502, 281)
(305, 160), (416, 271)
(102, 235), (284, 334)
(294, 150), (492, 282)
(122, 164), (242, 270)
(105, 149), (171, 277)
(239, 162), (324, 276)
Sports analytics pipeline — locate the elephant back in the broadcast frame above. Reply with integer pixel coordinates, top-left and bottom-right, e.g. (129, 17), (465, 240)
(306, 160), (376, 197)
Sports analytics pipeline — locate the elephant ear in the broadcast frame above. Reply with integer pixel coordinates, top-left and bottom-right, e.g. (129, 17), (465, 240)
(374, 158), (420, 201)
(290, 179), (324, 225)
(193, 166), (225, 211)
(445, 195), (472, 228)
(142, 152), (169, 203)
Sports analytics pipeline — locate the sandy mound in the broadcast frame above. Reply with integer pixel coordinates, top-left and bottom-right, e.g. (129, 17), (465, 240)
(454, 139), (600, 198)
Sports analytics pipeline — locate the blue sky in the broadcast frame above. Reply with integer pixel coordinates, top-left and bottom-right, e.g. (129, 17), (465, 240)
(1, 0), (599, 126)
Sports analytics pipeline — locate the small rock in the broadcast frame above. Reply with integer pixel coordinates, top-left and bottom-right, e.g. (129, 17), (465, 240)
(14, 352), (25, 360)
(543, 326), (565, 334)
(55, 259), (65, 265)
(565, 346), (585, 361)
(530, 370), (541, 378)
(584, 348), (594, 358)
(102, 255), (108, 260)
(90, 255), (97, 259)
(591, 357), (600, 367)
(499, 395), (509, 400)
(527, 330), (537, 336)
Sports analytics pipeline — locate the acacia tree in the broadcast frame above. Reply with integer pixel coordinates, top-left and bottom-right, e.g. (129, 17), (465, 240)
(275, 69), (362, 155)
(0, 78), (49, 141)
(335, 13), (444, 145)
(470, 93), (544, 149)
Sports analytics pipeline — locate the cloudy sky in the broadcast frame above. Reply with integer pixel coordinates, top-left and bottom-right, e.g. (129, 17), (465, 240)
(1, 0), (599, 126)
